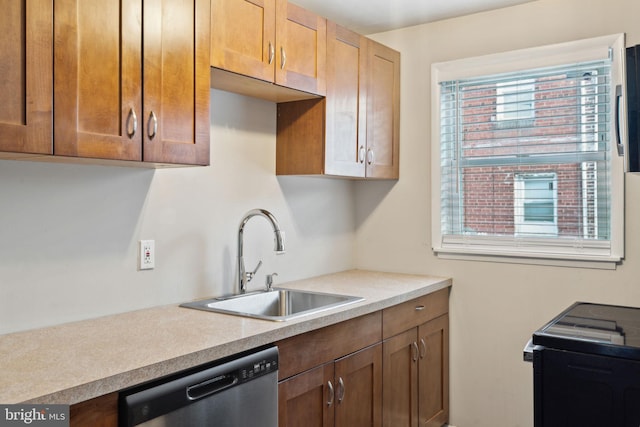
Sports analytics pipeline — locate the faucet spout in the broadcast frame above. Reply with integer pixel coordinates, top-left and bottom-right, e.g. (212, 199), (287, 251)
(238, 209), (286, 293)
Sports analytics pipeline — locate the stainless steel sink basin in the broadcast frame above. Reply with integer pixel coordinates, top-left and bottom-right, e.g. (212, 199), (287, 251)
(180, 288), (364, 321)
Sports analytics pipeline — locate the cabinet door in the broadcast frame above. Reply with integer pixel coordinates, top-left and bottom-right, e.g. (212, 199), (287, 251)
(275, 0), (326, 96)
(383, 329), (419, 427)
(418, 314), (449, 427)
(279, 363), (335, 427)
(69, 393), (118, 427)
(324, 22), (366, 177)
(0, 0), (52, 155)
(142, 0), (210, 165)
(211, 0), (276, 83)
(365, 39), (400, 179)
(54, 0), (142, 161)
(335, 344), (382, 427)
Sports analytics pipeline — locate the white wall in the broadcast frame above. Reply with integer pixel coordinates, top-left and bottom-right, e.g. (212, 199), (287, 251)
(0, 89), (356, 334)
(358, 0), (640, 426)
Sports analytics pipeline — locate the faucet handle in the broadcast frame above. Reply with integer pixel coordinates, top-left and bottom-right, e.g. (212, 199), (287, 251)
(266, 272), (278, 291)
(246, 260), (263, 283)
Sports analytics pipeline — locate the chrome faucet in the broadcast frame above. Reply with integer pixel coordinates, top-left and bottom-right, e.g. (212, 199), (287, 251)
(237, 209), (285, 293)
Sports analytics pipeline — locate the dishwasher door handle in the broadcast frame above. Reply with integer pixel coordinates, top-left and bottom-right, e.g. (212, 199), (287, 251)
(187, 374), (238, 400)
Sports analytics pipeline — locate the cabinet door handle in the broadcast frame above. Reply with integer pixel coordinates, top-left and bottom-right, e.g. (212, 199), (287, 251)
(337, 377), (345, 403)
(127, 108), (138, 138)
(366, 149), (374, 165)
(148, 111), (158, 140)
(359, 146), (366, 163)
(280, 46), (286, 70)
(412, 342), (419, 362)
(419, 338), (426, 359)
(327, 380), (334, 407)
(268, 42), (275, 65)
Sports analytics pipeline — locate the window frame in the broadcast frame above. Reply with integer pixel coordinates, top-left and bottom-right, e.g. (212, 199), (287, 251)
(430, 34), (627, 268)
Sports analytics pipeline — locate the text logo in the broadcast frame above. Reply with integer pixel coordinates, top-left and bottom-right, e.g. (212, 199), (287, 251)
(0, 405), (68, 426)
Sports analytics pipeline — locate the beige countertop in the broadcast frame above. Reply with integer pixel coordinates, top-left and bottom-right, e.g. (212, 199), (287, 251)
(0, 269), (451, 405)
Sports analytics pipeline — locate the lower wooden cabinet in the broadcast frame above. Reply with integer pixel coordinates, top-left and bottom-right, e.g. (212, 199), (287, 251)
(279, 362), (335, 427)
(382, 315), (449, 427)
(276, 311), (383, 427)
(382, 288), (450, 427)
(69, 392), (118, 427)
(418, 315), (449, 426)
(278, 344), (382, 427)
(335, 344), (382, 427)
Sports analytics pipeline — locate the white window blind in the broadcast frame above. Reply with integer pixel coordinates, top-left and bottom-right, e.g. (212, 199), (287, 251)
(431, 35), (626, 266)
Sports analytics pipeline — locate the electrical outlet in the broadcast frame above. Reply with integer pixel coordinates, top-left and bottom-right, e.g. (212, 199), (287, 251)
(139, 240), (155, 270)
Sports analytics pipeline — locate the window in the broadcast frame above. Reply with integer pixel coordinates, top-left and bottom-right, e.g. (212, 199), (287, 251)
(496, 79), (535, 122)
(431, 34), (626, 267)
(514, 173), (558, 236)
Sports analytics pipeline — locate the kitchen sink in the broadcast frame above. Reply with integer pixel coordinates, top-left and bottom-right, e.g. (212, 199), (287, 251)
(180, 288), (364, 321)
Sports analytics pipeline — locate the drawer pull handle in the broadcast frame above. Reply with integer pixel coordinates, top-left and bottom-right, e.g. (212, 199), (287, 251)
(367, 148), (374, 165)
(337, 377), (345, 403)
(126, 108), (138, 138)
(280, 46), (286, 69)
(415, 305), (425, 311)
(148, 110), (158, 140)
(327, 380), (334, 406)
(412, 342), (419, 362)
(268, 42), (275, 65)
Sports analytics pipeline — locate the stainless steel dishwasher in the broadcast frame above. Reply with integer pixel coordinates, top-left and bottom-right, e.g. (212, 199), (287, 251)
(119, 346), (278, 427)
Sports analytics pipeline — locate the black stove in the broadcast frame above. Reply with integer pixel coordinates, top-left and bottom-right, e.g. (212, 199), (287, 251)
(526, 302), (640, 427)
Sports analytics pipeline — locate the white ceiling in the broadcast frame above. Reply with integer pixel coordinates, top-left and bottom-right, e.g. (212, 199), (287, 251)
(290, 0), (536, 35)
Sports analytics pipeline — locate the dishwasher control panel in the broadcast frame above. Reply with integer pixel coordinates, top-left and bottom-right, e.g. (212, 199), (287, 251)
(242, 357), (278, 380)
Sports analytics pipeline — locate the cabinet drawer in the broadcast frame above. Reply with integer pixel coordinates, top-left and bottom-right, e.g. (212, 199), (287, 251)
(276, 311), (381, 380)
(382, 288), (449, 339)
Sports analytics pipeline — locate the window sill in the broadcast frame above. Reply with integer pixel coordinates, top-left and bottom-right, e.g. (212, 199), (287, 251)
(434, 248), (621, 270)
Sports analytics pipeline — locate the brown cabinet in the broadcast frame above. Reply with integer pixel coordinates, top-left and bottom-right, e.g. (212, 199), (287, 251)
(275, 28), (400, 179)
(277, 312), (383, 427)
(54, 0), (210, 165)
(211, 0), (326, 98)
(364, 39), (400, 179)
(70, 393), (118, 427)
(334, 344), (382, 426)
(382, 289), (450, 427)
(279, 344), (382, 427)
(0, 0), (53, 157)
(324, 23), (367, 177)
(279, 362), (335, 427)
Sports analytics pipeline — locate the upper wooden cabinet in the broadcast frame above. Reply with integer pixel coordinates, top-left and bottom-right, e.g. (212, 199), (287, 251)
(211, 0), (326, 98)
(365, 39), (400, 179)
(276, 26), (400, 179)
(54, 0), (210, 166)
(0, 0), (53, 157)
(211, 0), (276, 83)
(324, 23), (367, 177)
(274, 0), (326, 95)
(142, 0), (211, 165)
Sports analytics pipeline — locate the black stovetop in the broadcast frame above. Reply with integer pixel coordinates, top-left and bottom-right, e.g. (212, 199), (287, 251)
(532, 302), (640, 360)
